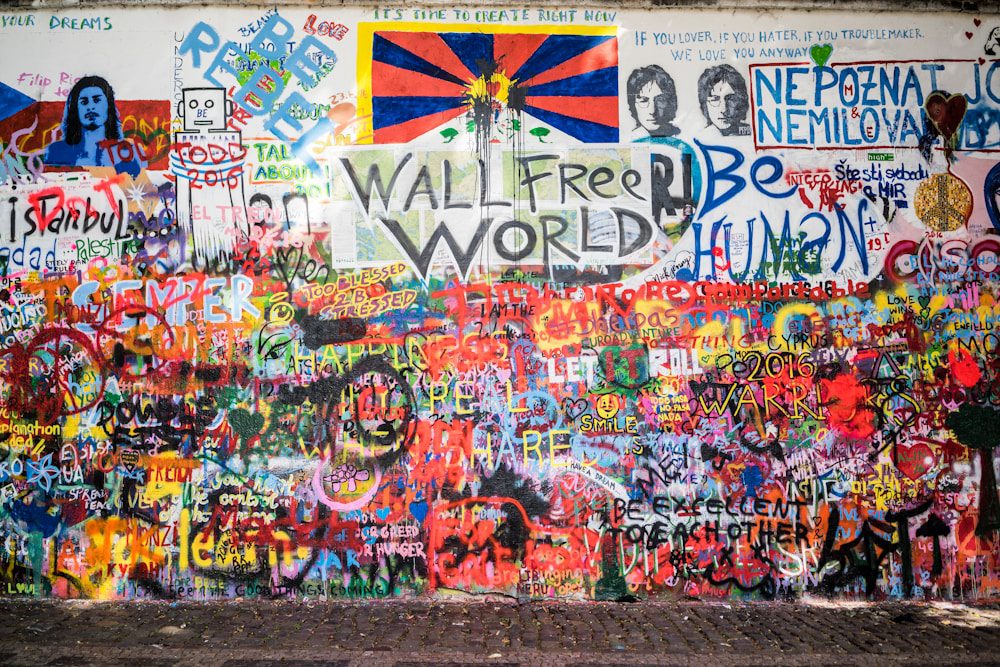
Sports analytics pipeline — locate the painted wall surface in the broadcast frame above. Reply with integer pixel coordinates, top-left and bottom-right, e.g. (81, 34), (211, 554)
(0, 6), (999, 601)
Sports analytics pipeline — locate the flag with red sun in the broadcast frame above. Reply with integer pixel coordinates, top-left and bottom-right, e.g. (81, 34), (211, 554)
(369, 29), (618, 144)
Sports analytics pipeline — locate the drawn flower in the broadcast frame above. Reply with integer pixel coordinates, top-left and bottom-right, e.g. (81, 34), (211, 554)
(324, 464), (371, 492)
(27, 454), (60, 493)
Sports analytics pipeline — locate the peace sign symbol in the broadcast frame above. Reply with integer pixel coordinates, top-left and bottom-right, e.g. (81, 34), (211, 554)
(915, 173), (971, 232)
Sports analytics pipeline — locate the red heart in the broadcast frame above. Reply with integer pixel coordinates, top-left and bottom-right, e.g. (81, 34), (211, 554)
(897, 442), (935, 480)
(925, 91), (968, 141)
(975, 18), (982, 26)
(966, 31), (974, 39)
(981, 57), (987, 64)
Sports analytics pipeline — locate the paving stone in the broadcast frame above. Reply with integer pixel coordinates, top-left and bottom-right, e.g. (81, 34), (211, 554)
(219, 662), (347, 667)
(394, 663), (520, 667)
(0, 600), (997, 667)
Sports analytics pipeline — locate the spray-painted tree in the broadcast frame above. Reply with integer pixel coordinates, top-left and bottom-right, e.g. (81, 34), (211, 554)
(945, 404), (1000, 537)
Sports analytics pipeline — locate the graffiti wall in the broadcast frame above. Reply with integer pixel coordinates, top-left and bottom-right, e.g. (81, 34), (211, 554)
(0, 5), (999, 601)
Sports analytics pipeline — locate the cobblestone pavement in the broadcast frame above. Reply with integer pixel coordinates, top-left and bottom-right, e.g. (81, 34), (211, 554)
(0, 599), (998, 667)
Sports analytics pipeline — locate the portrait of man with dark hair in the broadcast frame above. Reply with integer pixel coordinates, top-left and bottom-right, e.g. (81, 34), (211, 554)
(45, 75), (123, 167)
(627, 65), (679, 139)
(697, 64), (750, 137)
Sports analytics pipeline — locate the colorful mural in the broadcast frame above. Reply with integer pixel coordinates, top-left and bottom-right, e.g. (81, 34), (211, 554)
(0, 7), (999, 601)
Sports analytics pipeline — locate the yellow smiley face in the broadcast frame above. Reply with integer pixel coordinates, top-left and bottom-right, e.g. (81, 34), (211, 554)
(594, 394), (619, 419)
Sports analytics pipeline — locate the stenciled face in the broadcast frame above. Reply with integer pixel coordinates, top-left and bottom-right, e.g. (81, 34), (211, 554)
(706, 80), (742, 131)
(634, 81), (666, 133)
(77, 86), (108, 132)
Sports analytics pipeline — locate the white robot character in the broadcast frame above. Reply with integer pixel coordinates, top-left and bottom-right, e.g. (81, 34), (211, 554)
(170, 87), (249, 267)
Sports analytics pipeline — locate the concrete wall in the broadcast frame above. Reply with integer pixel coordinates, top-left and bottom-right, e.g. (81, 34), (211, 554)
(0, 4), (999, 601)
